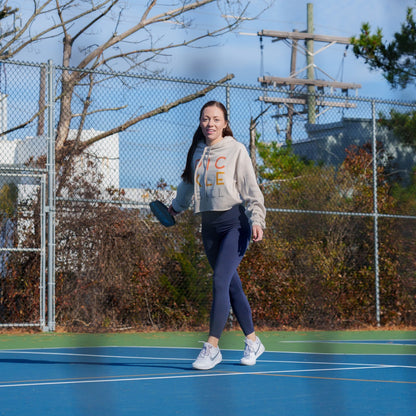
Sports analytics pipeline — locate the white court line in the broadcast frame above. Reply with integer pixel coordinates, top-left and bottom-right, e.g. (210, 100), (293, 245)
(0, 350), (193, 361)
(0, 364), (387, 388)
(2, 345), (414, 357)
(281, 340), (416, 346)
(2, 349), (414, 368)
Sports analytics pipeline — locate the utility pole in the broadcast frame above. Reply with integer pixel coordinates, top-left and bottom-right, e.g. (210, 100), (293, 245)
(306, 3), (315, 124)
(258, 3), (361, 129)
(286, 30), (298, 143)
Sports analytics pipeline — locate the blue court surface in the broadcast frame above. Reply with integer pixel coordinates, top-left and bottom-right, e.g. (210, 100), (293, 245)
(0, 342), (415, 416)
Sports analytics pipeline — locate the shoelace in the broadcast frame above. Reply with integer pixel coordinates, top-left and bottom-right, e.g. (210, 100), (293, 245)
(243, 341), (256, 357)
(198, 342), (212, 358)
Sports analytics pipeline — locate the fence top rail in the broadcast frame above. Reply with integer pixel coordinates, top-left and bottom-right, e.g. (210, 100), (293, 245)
(267, 207), (416, 220)
(0, 167), (47, 175)
(1, 59), (416, 107)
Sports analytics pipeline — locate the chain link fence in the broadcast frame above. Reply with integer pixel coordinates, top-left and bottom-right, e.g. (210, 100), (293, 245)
(0, 59), (415, 331)
(0, 62), (53, 330)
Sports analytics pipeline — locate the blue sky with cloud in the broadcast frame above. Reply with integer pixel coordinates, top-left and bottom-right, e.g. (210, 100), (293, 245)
(165, 0), (416, 101)
(6, 1), (416, 187)
(13, 0), (416, 101)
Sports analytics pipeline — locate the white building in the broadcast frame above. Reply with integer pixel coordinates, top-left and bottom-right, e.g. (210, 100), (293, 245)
(0, 140), (16, 165)
(0, 129), (119, 190)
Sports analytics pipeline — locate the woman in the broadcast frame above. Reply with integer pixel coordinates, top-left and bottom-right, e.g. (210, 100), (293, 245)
(169, 101), (266, 370)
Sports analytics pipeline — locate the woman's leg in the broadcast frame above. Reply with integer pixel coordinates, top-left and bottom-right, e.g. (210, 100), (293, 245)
(195, 207), (263, 369)
(202, 208), (252, 339)
(229, 271), (255, 336)
(206, 225), (245, 338)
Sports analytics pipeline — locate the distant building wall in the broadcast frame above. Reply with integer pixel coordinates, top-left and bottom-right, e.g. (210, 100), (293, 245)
(0, 139), (17, 165)
(0, 93), (7, 139)
(292, 117), (416, 183)
(67, 129), (119, 190)
(0, 129), (120, 190)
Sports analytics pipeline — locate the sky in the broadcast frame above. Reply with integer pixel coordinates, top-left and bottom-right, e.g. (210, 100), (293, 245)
(5, 0), (416, 188)
(12, 0), (416, 102)
(165, 0), (416, 102)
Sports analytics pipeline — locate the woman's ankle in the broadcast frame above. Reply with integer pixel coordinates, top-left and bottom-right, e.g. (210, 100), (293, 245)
(246, 332), (256, 342)
(207, 335), (219, 348)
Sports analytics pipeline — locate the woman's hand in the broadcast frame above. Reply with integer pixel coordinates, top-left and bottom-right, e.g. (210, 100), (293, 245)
(252, 225), (263, 242)
(168, 205), (178, 216)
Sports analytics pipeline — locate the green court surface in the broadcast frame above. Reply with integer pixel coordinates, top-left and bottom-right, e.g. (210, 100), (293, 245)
(1, 329), (415, 354)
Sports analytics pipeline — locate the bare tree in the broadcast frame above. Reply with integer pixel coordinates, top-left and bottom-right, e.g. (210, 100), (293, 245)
(0, 0), (270, 176)
(0, 1), (19, 46)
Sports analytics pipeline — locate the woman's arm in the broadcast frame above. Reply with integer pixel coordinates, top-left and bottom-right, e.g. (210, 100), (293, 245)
(236, 147), (266, 231)
(170, 180), (194, 214)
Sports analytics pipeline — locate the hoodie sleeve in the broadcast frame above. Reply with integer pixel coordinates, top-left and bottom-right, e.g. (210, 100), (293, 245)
(171, 180), (194, 213)
(236, 146), (266, 229)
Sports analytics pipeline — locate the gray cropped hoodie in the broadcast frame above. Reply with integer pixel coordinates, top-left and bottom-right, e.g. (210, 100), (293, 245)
(171, 136), (266, 228)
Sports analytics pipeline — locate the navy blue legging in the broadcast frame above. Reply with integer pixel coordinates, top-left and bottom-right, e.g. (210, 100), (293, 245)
(201, 205), (255, 339)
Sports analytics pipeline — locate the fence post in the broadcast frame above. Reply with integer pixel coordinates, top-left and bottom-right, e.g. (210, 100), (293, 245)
(46, 60), (56, 332)
(371, 100), (381, 326)
(40, 175), (46, 330)
(226, 84), (230, 122)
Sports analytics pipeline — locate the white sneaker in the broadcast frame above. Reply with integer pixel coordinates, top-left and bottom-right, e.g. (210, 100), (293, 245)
(192, 342), (222, 370)
(240, 336), (265, 366)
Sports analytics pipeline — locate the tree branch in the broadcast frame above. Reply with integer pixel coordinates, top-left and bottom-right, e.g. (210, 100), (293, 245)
(72, 0), (118, 44)
(140, 0), (157, 23)
(91, 20), (243, 71)
(0, 0), (54, 58)
(76, 0), (216, 70)
(73, 73), (235, 154)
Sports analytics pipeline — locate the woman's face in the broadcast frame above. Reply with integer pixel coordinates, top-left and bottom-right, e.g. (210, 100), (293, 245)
(200, 105), (228, 146)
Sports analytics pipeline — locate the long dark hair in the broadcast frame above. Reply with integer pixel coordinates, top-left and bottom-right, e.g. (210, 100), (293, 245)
(181, 101), (234, 183)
